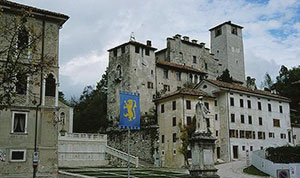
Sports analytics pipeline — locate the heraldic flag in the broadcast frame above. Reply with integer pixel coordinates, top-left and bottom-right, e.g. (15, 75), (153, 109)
(119, 92), (140, 130)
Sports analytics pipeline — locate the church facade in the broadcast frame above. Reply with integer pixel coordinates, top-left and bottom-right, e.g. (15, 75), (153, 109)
(107, 21), (292, 167)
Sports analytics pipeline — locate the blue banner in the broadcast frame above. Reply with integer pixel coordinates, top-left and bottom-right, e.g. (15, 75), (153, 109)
(119, 92), (140, 130)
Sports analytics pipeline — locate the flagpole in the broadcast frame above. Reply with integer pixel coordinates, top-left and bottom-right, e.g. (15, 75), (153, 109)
(127, 128), (130, 178)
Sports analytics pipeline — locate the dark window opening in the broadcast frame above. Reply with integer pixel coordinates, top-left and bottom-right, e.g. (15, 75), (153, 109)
(258, 102), (262, 110)
(145, 48), (150, 56)
(161, 135), (165, 143)
(13, 113), (26, 133)
(186, 100), (191, 110)
(241, 115), (245, 123)
(11, 151), (25, 160)
(247, 100), (251, 108)
(215, 27), (222, 37)
(187, 116), (192, 125)
(279, 105), (283, 113)
(163, 69), (168, 79)
(45, 74), (56, 97)
(204, 102), (209, 110)
(161, 104), (164, 113)
(172, 117), (176, 127)
(113, 49), (117, 57)
(17, 27), (29, 49)
(172, 101), (176, 110)
(16, 73), (27, 95)
(240, 99), (244, 107)
(230, 98), (234, 106)
(259, 117), (263, 125)
(193, 56), (197, 63)
(172, 133), (177, 142)
(135, 46), (140, 53)
(121, 46), (125, 53)
(268, 103), (272, 112)
(231, 26), (238, 35)
(248, 116), (252, 124)
(231, 114), (235, 123)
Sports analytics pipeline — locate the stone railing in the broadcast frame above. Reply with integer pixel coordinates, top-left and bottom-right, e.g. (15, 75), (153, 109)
(105, 145), (139, 168)
(59, 133), (107, 142)
(252, 149), (300, 177)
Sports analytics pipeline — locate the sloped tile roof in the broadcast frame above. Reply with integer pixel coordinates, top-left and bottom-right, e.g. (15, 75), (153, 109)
(154, 88), (213, 102)
(205, 79), (290, 101)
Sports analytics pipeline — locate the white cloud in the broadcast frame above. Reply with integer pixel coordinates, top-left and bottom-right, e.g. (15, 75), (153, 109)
(13, 0), (300, 97)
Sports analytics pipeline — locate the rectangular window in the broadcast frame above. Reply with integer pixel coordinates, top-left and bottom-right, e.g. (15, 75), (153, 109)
(242, 146), (245, 151)
(113, 49), (117, 57)
(214, 100), (218, 106)
(10, 150), (26, 162)
(258, 132), (265, 140)
(258, 102), (262, 110)
(252, 131), (256, 139)
(248, 116), (252, 124)
(215, 27), (222, 37)
(231, 114), (235, 123)
(172, 133), (177, 143)
(187, 150), (192, 159)
(121, 46), (125, 53)
(241, 114), (245, 124)
(246, 131), (253, 139)
(172, 101), (176, 110)
(269, 132), (274, 138)
(250, 146), (253, 151)
(12, 112), (27, 133)
(240, 130), (245, 138)
(230, 98), (234, 106)
(204, 102), (209, 110)
(240, 99), (244, 107)
(205, 63), (208, 70)
(280, 133), (286, 139)
(172, 117), (176, 127)
(187, 116), (192, 125)
(273, 119), (280, 127)
(231, 26), (238, 35)
(279, 105), (283, 113)
(147, 82), (153, 89)
(193, 56), (197, 63)
(229, 130), (237, 138)
(186, 100), (191, 110)
(215, 114), (218, 121)
(268, 103), (272, 112)
(16, 74), (27, 95)
(247, 100), (251, 109)
(216, 130), (219, 137)
(258, 117), (263, 125)
(161, 135), (165, 143)
(161, 104), (164, 113)
(145, 48), (150, 56)
(163, 69), (168, 79)
(176, 72), (181, 81)
(135, 46), (140, 53)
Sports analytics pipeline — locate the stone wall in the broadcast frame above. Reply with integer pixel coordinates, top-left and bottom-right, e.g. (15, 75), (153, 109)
(107, 127), (158, 165)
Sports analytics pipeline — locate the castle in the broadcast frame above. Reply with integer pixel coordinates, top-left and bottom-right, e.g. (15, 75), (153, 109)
(107, 21), (292, 167)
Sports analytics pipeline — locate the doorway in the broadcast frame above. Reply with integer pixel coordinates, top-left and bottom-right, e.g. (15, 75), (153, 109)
(233, 145), (238, 159)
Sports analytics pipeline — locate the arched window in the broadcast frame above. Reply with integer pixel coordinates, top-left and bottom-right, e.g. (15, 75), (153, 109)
(45, 74), (56, 97)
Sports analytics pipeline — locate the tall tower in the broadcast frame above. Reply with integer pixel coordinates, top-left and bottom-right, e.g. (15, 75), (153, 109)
(107, 40), (157, 126)
(210, 21), (246, 84)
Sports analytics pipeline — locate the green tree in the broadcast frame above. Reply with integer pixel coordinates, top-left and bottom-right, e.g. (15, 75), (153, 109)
(217, 69), (233, 83)
(73, 69), (108, 133)
(261, 73), (273, 91)
(273, 65), (300, 121)
(178, 116), (196, 166)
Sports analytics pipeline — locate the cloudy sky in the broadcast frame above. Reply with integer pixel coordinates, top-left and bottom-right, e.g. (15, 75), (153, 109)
(14, 0), (300, 98)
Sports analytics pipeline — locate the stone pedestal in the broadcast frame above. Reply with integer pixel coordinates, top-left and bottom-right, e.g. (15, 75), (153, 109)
(189, 132), (219, 178)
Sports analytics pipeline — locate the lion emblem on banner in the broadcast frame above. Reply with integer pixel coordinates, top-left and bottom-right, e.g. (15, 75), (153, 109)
(123, 99), (137, 122)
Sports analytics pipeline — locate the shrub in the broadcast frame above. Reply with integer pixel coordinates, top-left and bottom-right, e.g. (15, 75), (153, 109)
(266, 145), (300, 163)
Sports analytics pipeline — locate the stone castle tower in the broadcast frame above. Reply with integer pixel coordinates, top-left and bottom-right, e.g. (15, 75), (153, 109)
(107, 40), (157, 125)
(210, 21), (245, 84)
(107, 21), (246, 125)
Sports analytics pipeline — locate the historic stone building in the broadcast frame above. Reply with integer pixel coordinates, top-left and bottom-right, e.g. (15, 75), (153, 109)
(0, 1), (68, 177)
(155, 80), (292, 167)
(108, 21), (244, 124)
(107, 21), (292, 168)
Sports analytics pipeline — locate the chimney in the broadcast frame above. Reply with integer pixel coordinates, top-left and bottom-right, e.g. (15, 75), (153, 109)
(183, 36), (189, 41)
(174, 34), (182, 39)
(146, 40), (152, 47)
(199, 42), (205, 48)
(192, 39), (198, 43)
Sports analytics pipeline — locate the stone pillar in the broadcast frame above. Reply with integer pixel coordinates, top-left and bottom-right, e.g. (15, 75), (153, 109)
(189, 132), (219, 178)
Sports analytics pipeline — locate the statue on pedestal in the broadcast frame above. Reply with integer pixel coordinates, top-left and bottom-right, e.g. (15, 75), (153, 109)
(195, 96), (210, 134)
(189, 96), (219, 178)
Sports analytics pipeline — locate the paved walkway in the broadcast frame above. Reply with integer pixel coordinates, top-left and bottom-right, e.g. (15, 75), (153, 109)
(216, 160), (272, 178)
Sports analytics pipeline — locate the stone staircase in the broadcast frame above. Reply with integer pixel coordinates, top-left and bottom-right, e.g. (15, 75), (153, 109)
(105, 145), (139, 167)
